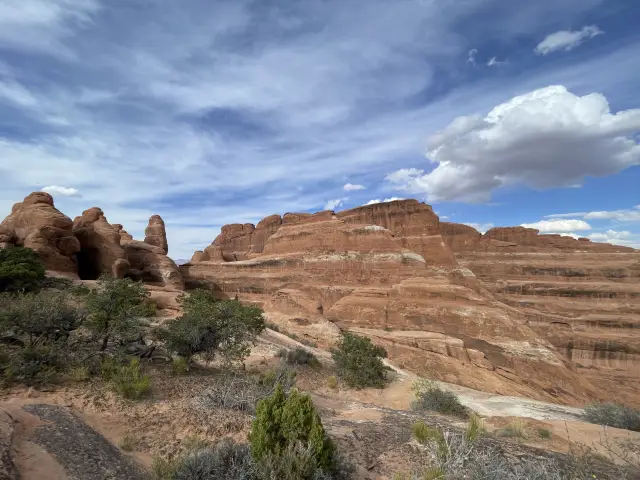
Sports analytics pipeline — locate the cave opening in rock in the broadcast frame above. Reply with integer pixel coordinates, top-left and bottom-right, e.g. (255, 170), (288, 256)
(76, 248), (101, 280)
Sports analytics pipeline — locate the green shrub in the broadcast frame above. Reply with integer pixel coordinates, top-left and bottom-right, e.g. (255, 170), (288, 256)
(411, 378), (468, 418)
(172, 356), (189, 375)
(497, 420), (526, 439)
(583, 402), (640, 432)
(0, 345), (63, 387)
(85, 275), (152, 352)
(331, 333), (387, 389)
(250, 384), (335, 475)
(110, 357), (151, 399)
(537, 427), (552, 439)
(278, 347), (320, 367)
(157, 290), (265, 364)
(0, 291), (85, 346)
(0, 247), (45, 293)
(173, 438), (255, 480)
(327, 376), (338, 389)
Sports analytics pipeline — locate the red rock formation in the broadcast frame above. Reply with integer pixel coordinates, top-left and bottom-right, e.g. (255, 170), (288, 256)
(144, 215), (168, 254)
(183, 199), (610, 404)
(250, 214), (282, 255)
(72, 207), (129, 279)
(123, 241), (183, 290)
(0, 192), (80, 276)
(113, 224), (134, 243)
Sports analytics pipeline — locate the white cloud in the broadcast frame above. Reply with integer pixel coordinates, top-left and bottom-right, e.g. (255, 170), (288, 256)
(544, 232), (583, 240)
(364, 197), (405, 205)
(0, 1), (636, 258)
(343, 183), (366, 191)
(521, 219), (591, 232)
(467, 49), (478, 64)
(588, 229), (639, 248)
(325, 198), (348, 210)
(535, 25), (603, 55)
(42, 185), (81, 197)
(387, 85), (640, 203)
(487, 57), (506, 67)
(463, 222), (494, 234)
(546, 206), (640, 222)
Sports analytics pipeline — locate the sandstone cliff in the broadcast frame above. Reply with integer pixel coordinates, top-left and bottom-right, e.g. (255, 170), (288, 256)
(182, 199), (640, 405)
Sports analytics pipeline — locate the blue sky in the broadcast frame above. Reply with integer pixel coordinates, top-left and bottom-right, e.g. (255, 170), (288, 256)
(0, 0), (639, 258)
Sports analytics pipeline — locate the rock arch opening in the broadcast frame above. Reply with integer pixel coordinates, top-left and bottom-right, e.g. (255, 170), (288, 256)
(76, 248), (102, 280)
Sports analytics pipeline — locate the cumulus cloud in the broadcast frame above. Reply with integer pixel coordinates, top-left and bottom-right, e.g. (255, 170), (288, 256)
(364, 197), (405, 205)
(535, 25), (603, 55)
(343, 183), (366, 191)
(386, 85), (640, 203)
(325, 198), (348, 210)
(588, 230), (639, 248)
(42, 185), (81, 197)
(521, 219), (591, 232)
(546, 206), (640, 222)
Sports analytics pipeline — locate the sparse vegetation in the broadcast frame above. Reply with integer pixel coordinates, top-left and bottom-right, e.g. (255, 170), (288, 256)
(582, 402), (640, 432)
(402, 417), (637, 479)
(171, 356), (189, 375)
(157, 289), (265, 365)
(119, 435), (138, 452)
(331, 332), (388, 389)
(411, 378), (468, 418)
(497, 419), (527, 439)
(199, 364), (297, 413)
(277, 347), (320, 367)
(0, 246), (46, 293)
(537, 427), (552, 439)
(327, 375), (338, 389)
(109, 357), (151, 400)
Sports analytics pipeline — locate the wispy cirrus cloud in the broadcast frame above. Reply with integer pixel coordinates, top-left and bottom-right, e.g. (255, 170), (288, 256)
(0, 0), (637, 259)
(535, 25), (603, 55)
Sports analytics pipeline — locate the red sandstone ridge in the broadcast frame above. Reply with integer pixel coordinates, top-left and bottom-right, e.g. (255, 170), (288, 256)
(180, 199), (640, 405)
(0, 192), (81, 276)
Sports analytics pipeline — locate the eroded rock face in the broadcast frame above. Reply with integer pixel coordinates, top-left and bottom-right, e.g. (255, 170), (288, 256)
(182, 199), (617, 405)
(72, 207), (129, 279)
(113, 224), (134, 243)
(123, 240), (183, 290)
(144, 215), (168, 254)
(0, 192), (80, 276)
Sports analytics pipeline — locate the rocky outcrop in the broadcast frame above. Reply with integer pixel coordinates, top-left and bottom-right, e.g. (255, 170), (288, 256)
(72, 207), (129, 279)
(113, 224), (134, 243)
(124, 240), (183, 290)
(144, 215), (168, 254)
(183, 199), (612, 405)
(0, 192), (80, 276)
(250, 214), (282, 255)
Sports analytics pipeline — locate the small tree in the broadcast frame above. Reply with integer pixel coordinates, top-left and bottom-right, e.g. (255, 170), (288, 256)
(250, 384), (335, 476)
(331, 332), (387, 389)
(0, 247), (45, 293)
(157, 290), (265, 364)
(85, 275), (152, 351)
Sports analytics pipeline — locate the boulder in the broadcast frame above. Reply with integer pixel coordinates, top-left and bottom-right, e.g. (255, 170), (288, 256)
(144, 214), (168, 254)
(72, 207), (129, 279)
(0, 192), (80, 275)
(123, 240), (184, 290)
